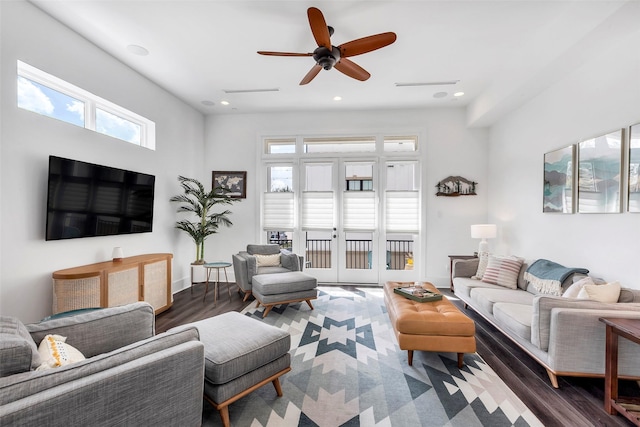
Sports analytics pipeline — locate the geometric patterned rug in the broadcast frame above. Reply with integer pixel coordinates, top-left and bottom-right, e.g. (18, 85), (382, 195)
(202, 286), (543, 426)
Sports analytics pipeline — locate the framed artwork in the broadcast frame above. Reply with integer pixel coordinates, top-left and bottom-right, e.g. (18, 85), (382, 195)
(543, 145), (575, 213)
(212, 171), (247, 199)
(629, 123), (640, 212)
(577, 129), (623, 213)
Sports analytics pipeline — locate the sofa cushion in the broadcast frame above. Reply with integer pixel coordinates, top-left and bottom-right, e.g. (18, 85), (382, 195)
(252, 271), (317, 296)
(0, 316), (41, 376)
(453, 276), (503, 300)
(481, 255), (523, 289)
(578, 281), (621, 303)
(247, 244), (280, 255)
(469, 287), (535, 316)
(493, 303), (532, 342)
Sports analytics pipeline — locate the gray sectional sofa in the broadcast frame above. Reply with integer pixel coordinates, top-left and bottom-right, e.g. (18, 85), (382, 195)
(453, 257), (640, 388)
(0, 302), (205, 426)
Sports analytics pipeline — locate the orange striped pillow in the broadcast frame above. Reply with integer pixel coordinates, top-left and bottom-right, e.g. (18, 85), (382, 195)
(481, 255), (523, 289)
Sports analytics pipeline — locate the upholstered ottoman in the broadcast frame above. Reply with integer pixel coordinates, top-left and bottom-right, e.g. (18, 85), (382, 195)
(177, 312), (291, 427)
(252, 271), (318, 317)
(384, 281), (476, 367)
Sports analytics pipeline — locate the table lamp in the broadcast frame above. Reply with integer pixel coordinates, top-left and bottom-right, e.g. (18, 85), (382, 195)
(470, 224), (497, 254)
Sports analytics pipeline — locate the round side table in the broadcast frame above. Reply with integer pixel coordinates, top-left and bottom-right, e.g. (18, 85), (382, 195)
(203, 262), (232, 307)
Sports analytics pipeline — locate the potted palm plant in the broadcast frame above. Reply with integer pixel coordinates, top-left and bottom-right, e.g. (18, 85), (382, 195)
(170, 175), (238, 264)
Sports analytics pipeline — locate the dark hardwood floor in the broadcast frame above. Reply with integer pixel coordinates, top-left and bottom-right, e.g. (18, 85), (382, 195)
(156, 283), (638, 427)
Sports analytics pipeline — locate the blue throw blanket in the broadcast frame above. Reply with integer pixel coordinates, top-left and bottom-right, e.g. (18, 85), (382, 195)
(524, 259), (589, 295)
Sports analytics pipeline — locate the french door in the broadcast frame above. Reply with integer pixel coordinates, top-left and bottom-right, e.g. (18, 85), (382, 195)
(300, 159), (379, 283)
(262, 155), (421, 285)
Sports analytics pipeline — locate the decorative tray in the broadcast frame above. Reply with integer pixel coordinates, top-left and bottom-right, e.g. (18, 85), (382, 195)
(394, 286), (443, 302)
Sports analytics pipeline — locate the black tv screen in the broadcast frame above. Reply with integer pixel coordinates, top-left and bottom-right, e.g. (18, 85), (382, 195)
(46, 156), (155, 240)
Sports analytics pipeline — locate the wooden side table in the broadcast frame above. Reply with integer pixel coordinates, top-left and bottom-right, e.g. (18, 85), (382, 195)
(600, 317), (640, 426)
(448, 255), (477, 291)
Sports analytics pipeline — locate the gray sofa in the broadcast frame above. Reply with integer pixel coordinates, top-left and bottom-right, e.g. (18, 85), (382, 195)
(232, 244), (304, 301)
(0, 303), (205, 426)
(453, 257), (640, 388)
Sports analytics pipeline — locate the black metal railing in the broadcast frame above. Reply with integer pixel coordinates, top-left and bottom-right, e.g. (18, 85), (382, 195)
(345, 239), (373, 269)
(302, 238), (413, 270)
(387, 239), (414, 270)
(305, 239), (332, 268)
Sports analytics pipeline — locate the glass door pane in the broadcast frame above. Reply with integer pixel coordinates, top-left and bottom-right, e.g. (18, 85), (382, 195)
(301, 162), (337, 282)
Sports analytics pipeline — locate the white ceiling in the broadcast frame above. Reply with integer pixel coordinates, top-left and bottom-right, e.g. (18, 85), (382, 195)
(29, 1), (638, 126)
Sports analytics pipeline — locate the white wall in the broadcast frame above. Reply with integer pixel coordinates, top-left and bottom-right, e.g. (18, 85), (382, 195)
(0, 1), (205, 322)
(204, 108), (490, 286)
(488, 28), (640, 288)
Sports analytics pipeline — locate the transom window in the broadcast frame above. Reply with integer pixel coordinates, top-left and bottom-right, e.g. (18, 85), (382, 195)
(17, 61), (155, 150)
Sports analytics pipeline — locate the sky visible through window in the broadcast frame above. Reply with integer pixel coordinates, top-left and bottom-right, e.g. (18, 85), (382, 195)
(17, 76), (141, 144)
(18, 76), (84, 127)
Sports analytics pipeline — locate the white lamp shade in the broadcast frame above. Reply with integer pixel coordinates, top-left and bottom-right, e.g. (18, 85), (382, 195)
(470, 224), (497, 239)
(112, 247), (124, 261)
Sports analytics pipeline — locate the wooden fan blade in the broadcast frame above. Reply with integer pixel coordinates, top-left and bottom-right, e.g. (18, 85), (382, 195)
(334, 58), (370, 81)
(339, 32), (397, 57)
(300, 64), (322, 85)
(258, 51), (313, 57)
(307, 7), (331, 48)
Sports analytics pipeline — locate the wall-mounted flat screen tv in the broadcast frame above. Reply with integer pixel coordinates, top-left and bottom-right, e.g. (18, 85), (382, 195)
(46, 156), (155, 240)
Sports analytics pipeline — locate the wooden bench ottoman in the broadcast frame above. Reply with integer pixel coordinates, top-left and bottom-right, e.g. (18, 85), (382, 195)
(383, 281), (476, 367)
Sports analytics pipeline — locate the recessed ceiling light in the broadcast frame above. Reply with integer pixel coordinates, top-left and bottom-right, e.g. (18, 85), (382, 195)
(433, 92), (448, 99)
(126, 44), (149, 56)
(454, 92), (465, 97)
(201, 100), (215, 106)
(221, 100), (230, 106)
(333, 96), (342, 101)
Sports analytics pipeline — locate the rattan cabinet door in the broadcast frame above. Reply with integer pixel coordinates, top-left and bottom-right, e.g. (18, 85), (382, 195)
(106, 267), (139, 307)
(142, 259), (170, 313)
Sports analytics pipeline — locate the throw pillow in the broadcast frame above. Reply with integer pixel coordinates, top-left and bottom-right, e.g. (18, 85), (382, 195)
(577, 281), (621, 303)
(0, 315), (41, 371)
(481, 255), (523, 289)
(562, 276), (595, 298)
(473, 252), (490, 279)
(255, 253), (281, 267)
(36, 334), (85, 371)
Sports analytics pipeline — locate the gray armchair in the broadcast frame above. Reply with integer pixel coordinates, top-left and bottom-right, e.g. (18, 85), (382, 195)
(0, 303), (205, 426)
(232, 244), (304, 301)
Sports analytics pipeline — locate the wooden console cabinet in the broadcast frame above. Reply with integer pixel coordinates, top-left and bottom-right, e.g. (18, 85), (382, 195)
(52, 253), (173, 315)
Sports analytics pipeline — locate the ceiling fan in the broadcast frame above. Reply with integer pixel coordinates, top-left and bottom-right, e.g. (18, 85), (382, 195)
(258, 7), (397, 85)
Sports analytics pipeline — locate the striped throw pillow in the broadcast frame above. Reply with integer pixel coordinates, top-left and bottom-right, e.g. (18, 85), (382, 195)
(481, 255), (523, 289)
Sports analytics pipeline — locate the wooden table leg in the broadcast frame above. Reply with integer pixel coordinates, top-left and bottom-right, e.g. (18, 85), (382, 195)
(604, 323), (619, 415)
